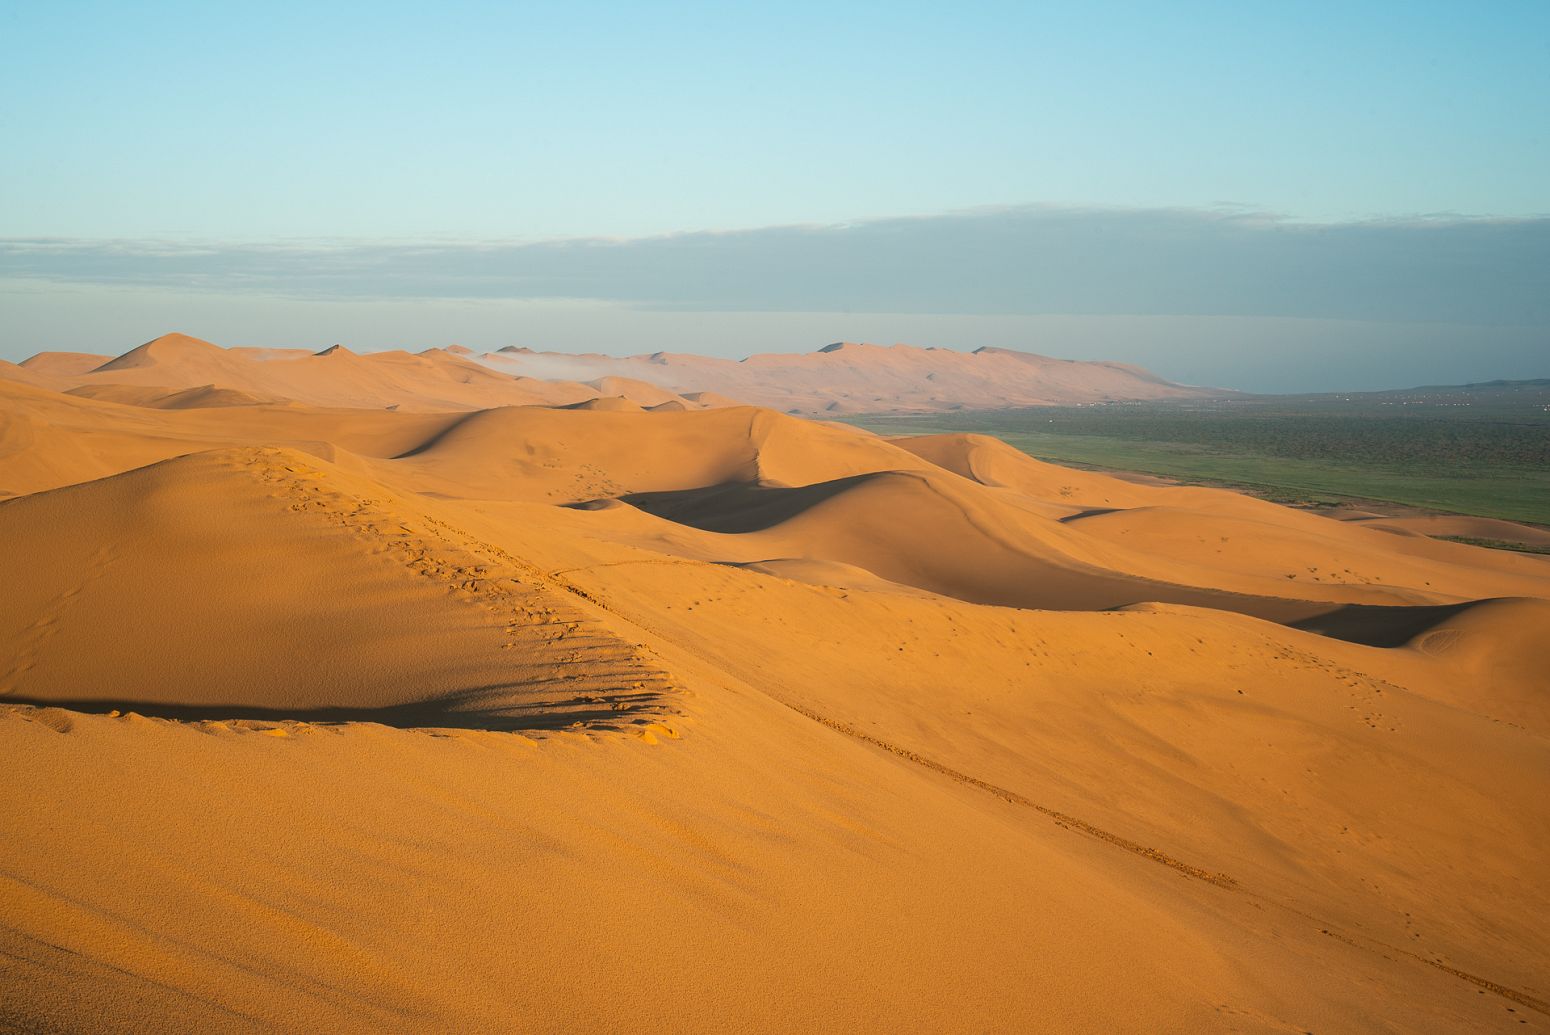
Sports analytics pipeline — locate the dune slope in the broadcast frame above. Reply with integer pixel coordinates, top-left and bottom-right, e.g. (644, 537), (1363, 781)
(0, 448), (680, 732)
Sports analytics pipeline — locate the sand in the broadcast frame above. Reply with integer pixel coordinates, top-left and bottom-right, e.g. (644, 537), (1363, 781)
(484, 339), (1214, 413)
(1, 338), (1547, 1032)
(7, 334), (709, 414)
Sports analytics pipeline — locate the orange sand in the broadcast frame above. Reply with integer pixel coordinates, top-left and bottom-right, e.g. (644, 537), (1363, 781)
(1, 337), (1547, 1032)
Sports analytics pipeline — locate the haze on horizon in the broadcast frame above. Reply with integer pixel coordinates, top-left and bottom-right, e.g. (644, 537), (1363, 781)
(2, 0), (1547, 393)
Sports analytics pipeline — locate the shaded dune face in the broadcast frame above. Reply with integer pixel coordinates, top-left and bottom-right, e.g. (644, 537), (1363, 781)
(617, 476), (872, 534)
(1292, 599), (1483, 647)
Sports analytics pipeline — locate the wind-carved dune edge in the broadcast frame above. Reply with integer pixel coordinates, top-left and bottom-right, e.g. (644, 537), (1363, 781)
(0, 447), (686, 741)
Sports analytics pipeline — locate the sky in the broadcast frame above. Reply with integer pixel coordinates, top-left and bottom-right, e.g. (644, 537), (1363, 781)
(2, 0), (1547, 391)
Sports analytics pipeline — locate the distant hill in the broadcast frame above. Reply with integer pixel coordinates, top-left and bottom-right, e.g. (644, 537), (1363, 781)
(1409, 378), (1550, 393)
(1281, 378), (1550, 414)
(482, 341), (1213, 415)
(5, 334), (707, 413)
(5, 336), (1215, 415)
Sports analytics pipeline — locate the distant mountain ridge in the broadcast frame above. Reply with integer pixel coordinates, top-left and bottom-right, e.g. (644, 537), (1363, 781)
(7, 335), (1214, 415)
(1418, 378), (1550, 391)
(483, 340), (1211, 414)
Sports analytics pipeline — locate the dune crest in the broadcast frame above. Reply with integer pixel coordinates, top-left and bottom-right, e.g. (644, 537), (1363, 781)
(0, 447), (682, 734)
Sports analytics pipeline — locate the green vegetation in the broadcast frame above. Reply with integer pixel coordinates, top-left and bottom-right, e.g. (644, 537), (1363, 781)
(842, 387), (1550, 525)
(1436, 536), (1550, 556)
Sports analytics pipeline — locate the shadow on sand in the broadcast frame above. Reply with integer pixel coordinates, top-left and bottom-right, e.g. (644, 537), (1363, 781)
(0, 685), (669, 733)
(1289, 600), (1477, 647)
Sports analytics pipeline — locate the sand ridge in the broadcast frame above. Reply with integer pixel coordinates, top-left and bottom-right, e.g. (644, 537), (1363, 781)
(0, 446), (683, 738)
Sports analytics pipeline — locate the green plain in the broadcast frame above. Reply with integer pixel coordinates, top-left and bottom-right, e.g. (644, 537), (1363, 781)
(845, 401), (1550, 526)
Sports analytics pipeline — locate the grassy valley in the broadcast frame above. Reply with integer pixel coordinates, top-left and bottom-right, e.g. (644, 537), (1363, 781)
(845, 381), (1550, 525)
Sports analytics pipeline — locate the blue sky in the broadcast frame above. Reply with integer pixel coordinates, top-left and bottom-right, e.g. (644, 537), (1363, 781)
(1, 1), (1547, 389)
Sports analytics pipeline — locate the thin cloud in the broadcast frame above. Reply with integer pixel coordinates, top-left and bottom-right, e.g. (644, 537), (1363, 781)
(1, 207), (1546, 325)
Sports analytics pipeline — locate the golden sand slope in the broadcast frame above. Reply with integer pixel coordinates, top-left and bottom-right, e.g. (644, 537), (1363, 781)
(0, 359), (59, 390)
(0, 448), (680, 733)
(1, 363), (1548, 1032)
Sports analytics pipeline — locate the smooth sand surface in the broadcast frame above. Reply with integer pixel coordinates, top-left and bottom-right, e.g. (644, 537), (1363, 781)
(2, 341), (1548, 1033)
(1335, 510), (1550, 550)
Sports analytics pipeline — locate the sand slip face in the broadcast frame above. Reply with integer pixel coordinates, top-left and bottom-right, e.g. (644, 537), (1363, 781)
(2, 359), (1549, 1032)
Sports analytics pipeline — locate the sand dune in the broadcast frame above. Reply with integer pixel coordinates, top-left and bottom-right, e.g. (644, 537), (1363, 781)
(485, 339), (1215, 413)
(0, 359), (60, 391)
(24, 333), (616, 412)
(22, 334), (1206, 415)
(2, 350), (1547, 1032)
(0, 448), (679, 732)
(587, 374), (687, 406)
(4, 374), (1544, 613)
(891, 431), (1163, 507)
(615, 471), (1327, 619)
(1338, 510), (1550, 549)
(15, 334), (710, 415)
(541, 537), (1550, 964)
(682, 389), (745, 408)
(65, 382), (287, 408)
(545, 547), (1550, 1000)
(894, 431), (1550, 600)
(16, 350), (113, 378)
(0, 376), (463, 498)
